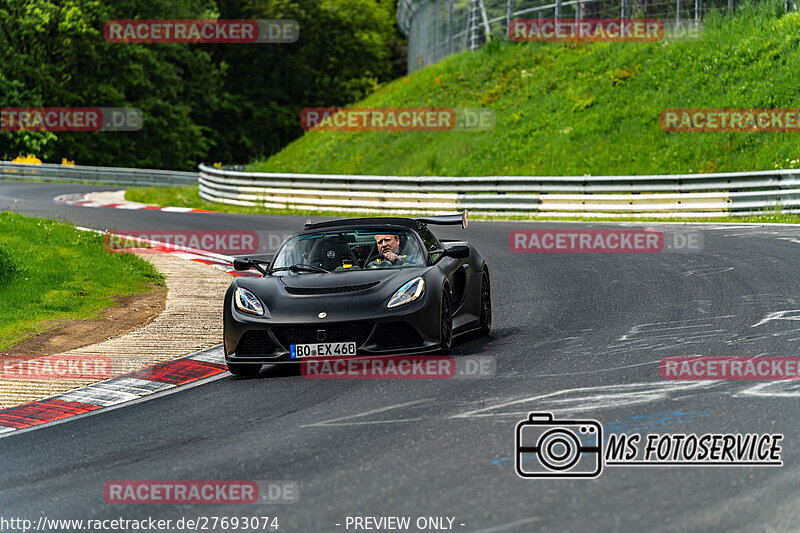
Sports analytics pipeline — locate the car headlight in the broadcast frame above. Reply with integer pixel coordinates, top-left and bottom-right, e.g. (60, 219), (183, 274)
(387, 277), (425, 308)
(234, 287), (265, 316)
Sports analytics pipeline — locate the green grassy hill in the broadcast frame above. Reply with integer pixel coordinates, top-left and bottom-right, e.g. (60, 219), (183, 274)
(251, 2), (800, 177)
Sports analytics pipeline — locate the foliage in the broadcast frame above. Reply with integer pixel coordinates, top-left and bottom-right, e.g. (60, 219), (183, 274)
(0, 0), (405, 168)
(252, 1), (800, 176)
(206, 0), (405, 163)
(11, 154), (42, 164)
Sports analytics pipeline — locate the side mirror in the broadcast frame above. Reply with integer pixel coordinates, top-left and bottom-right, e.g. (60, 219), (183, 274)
(233, 258), (253, 271)
(446, 245), (470, 259)
(233, 258), (271, 274)
(432, 244), (470, 265)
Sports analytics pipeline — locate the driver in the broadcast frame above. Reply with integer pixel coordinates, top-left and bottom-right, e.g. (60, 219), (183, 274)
(368, 234), (423, 267)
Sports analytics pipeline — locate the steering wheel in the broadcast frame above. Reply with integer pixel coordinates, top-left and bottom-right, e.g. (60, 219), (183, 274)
(364, 243), (388, 268)
(366, 259), (391, 269)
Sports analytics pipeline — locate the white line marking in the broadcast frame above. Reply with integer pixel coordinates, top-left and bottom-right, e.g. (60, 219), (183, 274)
(300, 399), (429, 428)
(315, 418), (425, 427)
(681, 266), (735, 276)
(619, 316), (736, 340)
(450, 381), (716, 419)
(498, 359), (662, 379)
(736, 382), (800, 398)
(752, 310), (800, 328)
(470, 517), (540, 532)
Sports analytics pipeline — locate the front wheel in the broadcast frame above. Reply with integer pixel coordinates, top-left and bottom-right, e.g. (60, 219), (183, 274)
(478, 270), (492, 336)
(227, 362), (262, 377)
(439, 290), (453, 355)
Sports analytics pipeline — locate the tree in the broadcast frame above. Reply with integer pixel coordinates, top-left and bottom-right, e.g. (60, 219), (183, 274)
(0, 0), (407, 168)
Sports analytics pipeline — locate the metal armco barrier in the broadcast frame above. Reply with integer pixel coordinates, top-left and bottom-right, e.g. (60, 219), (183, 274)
(0, 162), (196, 187)
(198, 163), (800, 218)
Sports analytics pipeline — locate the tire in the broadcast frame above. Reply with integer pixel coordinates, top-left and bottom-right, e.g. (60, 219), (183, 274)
(478, 270), (492, 336)
(439, 290), (453, 355)
(227, 362), (262, 377)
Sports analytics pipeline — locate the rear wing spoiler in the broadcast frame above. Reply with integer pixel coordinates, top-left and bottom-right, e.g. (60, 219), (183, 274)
(414, 210), (469, 229)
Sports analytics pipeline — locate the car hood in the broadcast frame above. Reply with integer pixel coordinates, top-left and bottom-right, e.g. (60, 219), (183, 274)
(278, 268), (425, 289)
(232, 268), (431, 320)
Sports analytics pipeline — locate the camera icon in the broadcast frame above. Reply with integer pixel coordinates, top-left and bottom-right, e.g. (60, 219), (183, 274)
(515, 412), (603, 479)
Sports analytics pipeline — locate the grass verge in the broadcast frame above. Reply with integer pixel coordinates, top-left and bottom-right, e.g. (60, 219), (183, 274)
(0, 212), (165, 352)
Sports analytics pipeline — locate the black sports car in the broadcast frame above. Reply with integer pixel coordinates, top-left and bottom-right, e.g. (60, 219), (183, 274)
(223, 211), (491, 376)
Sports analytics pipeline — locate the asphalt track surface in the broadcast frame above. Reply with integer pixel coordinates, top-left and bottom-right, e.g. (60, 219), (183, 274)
(3, 181), (800, 532)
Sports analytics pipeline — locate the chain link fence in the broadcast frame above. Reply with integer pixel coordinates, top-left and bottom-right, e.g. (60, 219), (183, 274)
(397, 0), (794, 72)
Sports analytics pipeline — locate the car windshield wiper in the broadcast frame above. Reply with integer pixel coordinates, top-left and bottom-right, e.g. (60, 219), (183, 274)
(268, 263), (330, 274)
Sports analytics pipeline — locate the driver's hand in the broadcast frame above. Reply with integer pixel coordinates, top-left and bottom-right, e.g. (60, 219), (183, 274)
(383, 251), (399, 263)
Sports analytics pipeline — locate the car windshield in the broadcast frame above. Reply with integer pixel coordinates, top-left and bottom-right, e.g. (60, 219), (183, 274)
(271, 229), (426, 274)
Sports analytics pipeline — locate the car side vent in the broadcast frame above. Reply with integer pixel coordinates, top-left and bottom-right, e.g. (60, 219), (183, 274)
(372, 322), (423, 349)
(235, 331), (275, 355)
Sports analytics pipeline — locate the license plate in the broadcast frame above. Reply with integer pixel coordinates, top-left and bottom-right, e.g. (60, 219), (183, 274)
(290, 342), (357, 358)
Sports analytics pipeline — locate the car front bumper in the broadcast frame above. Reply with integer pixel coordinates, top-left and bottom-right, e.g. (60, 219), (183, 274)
(224, 296), (441, 364)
